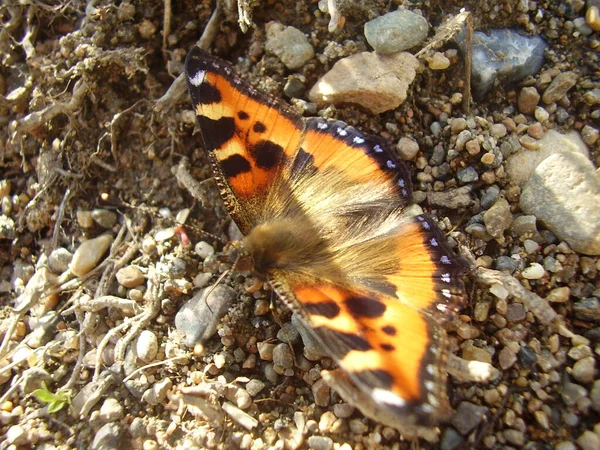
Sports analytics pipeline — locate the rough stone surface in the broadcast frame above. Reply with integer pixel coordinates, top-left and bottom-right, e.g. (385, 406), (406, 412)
(542, 71), (578, 104)
(308, 51), (419, 114)
(364, 9), (429, 54)
(265, 23), (314, 70)
(520, 152), (600, 255)
(518, 86), (540, 115)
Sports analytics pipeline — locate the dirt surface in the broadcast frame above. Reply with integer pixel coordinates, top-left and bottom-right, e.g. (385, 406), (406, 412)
(1, 1), (599, 449)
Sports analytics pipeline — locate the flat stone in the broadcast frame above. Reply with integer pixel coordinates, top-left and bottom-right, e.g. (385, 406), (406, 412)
(542, 71), (578, 104)
(308, 51), (419, 114)
(92, 423), (123, 450)
(427, 186), (473, 209)
(364, 9), (429, 54)
(451, 401), (488, 435)
(70, 234), (113, 277)
(483, 198), (512, 239)
(520, 152), (600, 255)
(116, 266), (144, 288)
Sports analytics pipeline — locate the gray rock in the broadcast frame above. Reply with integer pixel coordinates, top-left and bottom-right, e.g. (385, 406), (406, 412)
(396, 137), (420, 160)
(520, 152), (600, 255)
(451, 401), (488, 435)
(495, 256), (519, 273)
(92, 423), (123, 450)
(175, 285), (236, 346)
(427, 186), (473, 209)
(48, 247), (73, 274)
(99, 398), (124, 422)
(265, 23), (314, 70)
(480, 185), (500, 209)
(591, 379), (600, 413)
(91, 209), (118, 228)
(457, 166), (479, 183)
(457, 29), (547, 97)
(573, 298), (600, 321)
(308, 51), (419, 114)
(483, 198), (512, 239)
(364, 9), (429, 54)
(441, 427), (464, 450)
(292, 313), (327, 360)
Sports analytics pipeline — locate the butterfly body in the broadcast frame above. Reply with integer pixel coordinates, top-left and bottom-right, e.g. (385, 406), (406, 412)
(185, 46), (467, 429)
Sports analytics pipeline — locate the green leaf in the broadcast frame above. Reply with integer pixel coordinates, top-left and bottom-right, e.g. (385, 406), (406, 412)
(33, 387), (58, 403)
(47, 401), (66, 413)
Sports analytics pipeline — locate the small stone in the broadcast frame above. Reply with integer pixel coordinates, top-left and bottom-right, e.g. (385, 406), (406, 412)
(489, 284), (509, 300)
(542, 72), (578, 104)
(312, 378), (330, 407)
(505, 303), (526, 322)
(277, 322), (300, 344)
(581, 125), (599, 145)
(573, 298), (600, 321)
(364, 9), (429, 54)
(116, 266), (144, 288)
(546, 287), (570, 303)
(77, 210), (95, 228)
(590, 380), (600, 412)
(222, 402), (258, 430)
(577, 430), (600, 450)
(483, 198), (512, 240)
(234, 389), (252, 410)
(521, 263), (545, 279)
(272, 343), (294, 369)
(527, 122), (545, 139)
(349, 419), (369, 434)
(99, 398), (125, 422)
(480, 153), (495, 165)
(457, 166), (479, 184)
(194, 241), (215, 259)
(257, 342), (276, 361)
(70, 234), (113, 277)
(499, 347), (517, 370)
(456, 130), (472, 150)
(136, 330), (158, 362)
(489, 123), (507, 138)
(450, 118), (468, 134)
(429, 52), (450, 70)
(562, 381), (588, 406)
(92, 423), (123, 450)
(572, 356), (596, 383)
(427, 186), (473, 209)
(480, 185), (500, 209)
(451, 402), (488, 435)
(48, 247), (73, 274)
(332, 403), (354, 419)
(503, 429), (525, 446)
(523, 239), (539, 254)
(174, 286), (236, 346)
(91, 209), (118, 228)
(6, 425), (28, 445)
(587, 6), (600, 32)
(396, 137), (420, 160)
(465, 139), (481, 155)
(534, 107), (550, 123)
(518, 87), (540, 115)
(265, 23), (314, 70)
(292, 314), (328, 360)
(307, 435), (334, 450)
(440, 427), (464, 450)
(246, 379), (265, 397)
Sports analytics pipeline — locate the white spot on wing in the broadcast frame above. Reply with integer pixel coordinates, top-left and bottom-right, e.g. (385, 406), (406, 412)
(441, 273), (451, 283)
(189, 70), (206, 87)
(374, 144), (383, 153)
(387, 160), (397, 169)
(442, 289), (451, 299)
(317, 122), (328, 130)
(371, 389), (407, 407)
(353, 136), (365, 144)
(441, 256), (451, 264)
(430, 238), (439, 247)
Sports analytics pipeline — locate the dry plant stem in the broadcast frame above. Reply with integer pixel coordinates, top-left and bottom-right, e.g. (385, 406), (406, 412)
(92, 319), (134, 382)
(0, 75), (34, 109)
(107, 99), (148, 164)
(52, 188), (71, 251)
(175, 158), (210, 205)
(154, 6), (222, 113)
(18, 80), (89, 134)
(76, 371), (117, 417)
(122, 356), (188, 383)
(79, 296), (142, 315)
(64, 308), (87, 390)
(163, 0), (172, 51)
(21, 6), (37, 60)
(463, 12), (473, 114)
(0, 6), (24, 63)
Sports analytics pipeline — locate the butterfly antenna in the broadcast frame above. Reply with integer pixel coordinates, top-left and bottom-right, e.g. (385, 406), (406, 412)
(203, 268), (232, 314)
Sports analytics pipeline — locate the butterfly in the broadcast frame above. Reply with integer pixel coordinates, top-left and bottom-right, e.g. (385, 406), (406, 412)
(184, 46), (466, 431)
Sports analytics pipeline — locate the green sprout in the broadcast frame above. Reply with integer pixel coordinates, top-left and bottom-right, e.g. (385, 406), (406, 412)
(32, 382), (71, 413)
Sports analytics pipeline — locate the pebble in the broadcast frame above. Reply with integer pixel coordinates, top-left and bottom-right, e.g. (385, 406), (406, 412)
(245, 379), (265, 397)
(440, 427), (464, 450)
(456, 130), (471, 150)
(194, 241), (215, 259)
(489, 123), (507, 138)
(427, 186), (473, 209)
(573, 298), (600, 321)
(542, 71), (578, 104)
(483, 198), (512, 240)
(518, 86), (540, 115)
(573, 16), (594, 35)
(581, 125), (599, 145)
(505, 303), (526, 322)
(136, 330), (158, 362)
(587, 6), (600, 32)
(534, 106), (550, 123)
(311, 378), (331, 407)
(364, 9), (429, 54)
(457, 166), (479, 183)
(48, 247), (73, 274)
(523, 239), (539, 254)
(307, 435), (334, 450)
(222, 402), (258, 430)
(591, 380), (600, 413)
(521, 263), (545, 279)
(396, 137), (420, 160)
(465, 139), (481, 155)
(498, 347), (517, 370)
(264, 363), (278, 384)
(91, 209), (118, 228)
(546, 286), (570, 303)
(456, 29), (546, 97)
(77, 210), (95, 228)
(577, 431), (600, 450)
(277, 322), (300, 344)
(428, 52), (450, 70)
(99, 398), (125, 422)
(70, 234), (113, 277)
(561, 381), (588, 406)
(174, 285), (236, 346)
(451, 401), (489, 435)
(520, 152), (600, 255)
(6, 425), (28, 445)
(116, 266), (144, 288)
(257, 342), (275, 361)
(480, 185), (500, 209)
(332, 403), (354, 419)
(450, 118), (467, 134)
(272, 343), (294, 370)
(349, 419), (369, 434)
(503, 429), (525, 446)
(308, 51), (419, 114)
(572, 357), (596, 384)
(92, 423), (123, 450)
(510, 215), (538, 237)
(265, 23), (314, 70)
(292, 314), (328, 360)
(527, 122), (545, 139)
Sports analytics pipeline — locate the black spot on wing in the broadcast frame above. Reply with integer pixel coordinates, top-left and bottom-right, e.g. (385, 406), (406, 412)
(197, 116), (236, 152)
(380, 343), (395, 352)
(238, 111), (249, 120)
(345, 296), (386, 319)
(382, 325), (396, 336)
(196, 82), (222, 104)
(354, 369), (395, 389)
(253, 122), (267, 133)
(220, 154), (251, 178)
(251, 140), (286, 170)
(322, 329), (372, 352)
(304, 301), (340, 319)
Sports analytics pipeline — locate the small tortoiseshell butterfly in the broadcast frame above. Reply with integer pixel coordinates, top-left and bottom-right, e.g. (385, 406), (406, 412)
(185, 46), (466, 430)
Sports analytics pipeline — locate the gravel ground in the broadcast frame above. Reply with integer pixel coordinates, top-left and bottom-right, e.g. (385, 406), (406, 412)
(0, 1), (599, 449)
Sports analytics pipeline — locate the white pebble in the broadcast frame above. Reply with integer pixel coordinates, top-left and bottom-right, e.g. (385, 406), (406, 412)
(523, 239), (539, 254)
(534, 106), (550, 122)
(489, 284), (510, 300)
(155, 227), (175, 242)
(136, 330), (158, 362)
(195, 241), (215, 259)
(521, 263), (546, 280)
